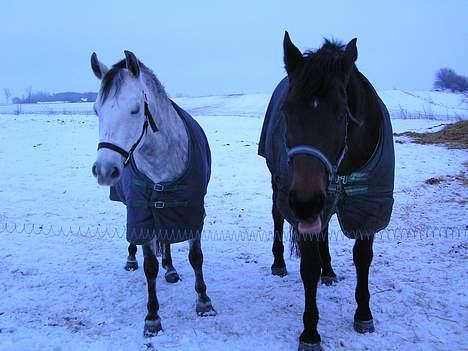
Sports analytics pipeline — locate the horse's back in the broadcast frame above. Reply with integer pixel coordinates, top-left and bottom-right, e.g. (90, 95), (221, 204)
(258, 77), (297, 225)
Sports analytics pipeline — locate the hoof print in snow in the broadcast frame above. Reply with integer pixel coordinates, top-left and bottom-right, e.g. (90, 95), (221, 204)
(298, 341), (323, 351)
(144, 342), (156, 350)
(353, 318), (375, 334)
(196, 300), (217, 317)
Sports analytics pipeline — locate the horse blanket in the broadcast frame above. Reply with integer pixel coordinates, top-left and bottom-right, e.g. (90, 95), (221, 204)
(258, 77), (395, 238)
(110, 100), (211, 245)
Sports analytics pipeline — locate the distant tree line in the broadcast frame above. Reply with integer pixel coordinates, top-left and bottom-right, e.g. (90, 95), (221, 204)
(11, 90), (97, 104)
(434, 68), (468, 93)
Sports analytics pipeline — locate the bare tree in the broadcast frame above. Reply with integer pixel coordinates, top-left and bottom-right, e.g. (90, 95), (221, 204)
(434, 68), (468, 93)
(3, 88), (11, 105)
(25, 86), (33, 104)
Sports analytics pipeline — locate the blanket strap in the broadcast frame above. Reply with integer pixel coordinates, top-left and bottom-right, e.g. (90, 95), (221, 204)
(131, 200), (188, 209)
(133, 179), (186, 192)
(323, 172), (369, 226)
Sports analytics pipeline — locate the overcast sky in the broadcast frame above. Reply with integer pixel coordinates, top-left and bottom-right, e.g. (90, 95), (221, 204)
(1, 0), (467, 98)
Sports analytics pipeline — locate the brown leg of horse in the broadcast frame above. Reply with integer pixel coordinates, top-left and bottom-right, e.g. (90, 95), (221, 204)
(271, 177), (287, 276)
(353, 236), (375, 333)
(298, 235), (323, 351)
(125, 244), (138, 271)
(318, 227), (337, 285)
(142, 240), (162, 337)
(189, 238), (216, 317)
(161, 242), (180, 283)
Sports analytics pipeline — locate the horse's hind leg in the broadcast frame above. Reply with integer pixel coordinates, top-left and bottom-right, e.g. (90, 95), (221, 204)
(189, 238), (216, 317)
(161, 242), (180, 283)
(271, 176), (287, 276)
(142, 240), (162, 337)
(353, 236), (375, 333)
(125, 244), (139, 271)
(318, 227), (337, 285)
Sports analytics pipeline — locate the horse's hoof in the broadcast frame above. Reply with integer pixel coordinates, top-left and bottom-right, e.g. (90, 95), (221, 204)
(271, 266), (288, 277)
(196, 300), (217, 317)
(321, 275), (338, 286)
(124, 258), (138, 271)
(143, 318), (162, 337)
(298, 341), (323, 351)
(354, 318), (375, 334)
(164, 270), (180, 284)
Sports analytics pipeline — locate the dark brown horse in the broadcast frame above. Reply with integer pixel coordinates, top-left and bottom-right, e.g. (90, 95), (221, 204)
(258, 32), (395, 350)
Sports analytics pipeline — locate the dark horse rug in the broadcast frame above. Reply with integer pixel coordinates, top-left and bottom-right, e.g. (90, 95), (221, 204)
(110, 100), (211, 245)
(258, 78), (395, 238)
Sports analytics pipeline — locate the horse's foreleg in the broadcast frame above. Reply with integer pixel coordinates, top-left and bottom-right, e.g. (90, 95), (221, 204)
(124, 244), (138, 271)
(271, 177), (287, 276)
(318, 227), (337, 285)
(142, 240), (162, 337)
(298, 235), (322, 351)
(353, 236), (375, 333)
(189, 238), (216, 317)
(161, 242), (180, 283)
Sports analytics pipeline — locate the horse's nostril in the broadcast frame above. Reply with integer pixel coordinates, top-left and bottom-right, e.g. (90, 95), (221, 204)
(92, 164), (98, 177)
(110, 166), (120, 179)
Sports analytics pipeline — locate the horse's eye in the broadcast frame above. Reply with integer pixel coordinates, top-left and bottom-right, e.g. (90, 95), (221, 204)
(130, 106), (140, 115)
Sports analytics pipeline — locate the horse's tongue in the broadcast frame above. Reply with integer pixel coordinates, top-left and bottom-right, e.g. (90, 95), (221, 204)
(298, 217), (322, 235)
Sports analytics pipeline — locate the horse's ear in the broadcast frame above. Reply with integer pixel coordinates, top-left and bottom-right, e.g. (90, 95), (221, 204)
(90, 52), (108, 80)
(124, 50), (140, 77)
(283, 31), (303, 75)
(342, 38), (358, 78)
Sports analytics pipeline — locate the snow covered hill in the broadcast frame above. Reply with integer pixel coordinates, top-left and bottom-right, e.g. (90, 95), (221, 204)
(0, 90), (467, 120)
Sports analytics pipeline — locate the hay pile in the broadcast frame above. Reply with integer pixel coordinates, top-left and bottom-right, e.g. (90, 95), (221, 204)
(395, 120), (468, 149)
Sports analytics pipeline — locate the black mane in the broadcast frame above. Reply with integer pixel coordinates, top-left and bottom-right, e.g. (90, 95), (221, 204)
(100, 59), (127, 102)
(99, 59), (166, 103)
(292, 39), (350, 99)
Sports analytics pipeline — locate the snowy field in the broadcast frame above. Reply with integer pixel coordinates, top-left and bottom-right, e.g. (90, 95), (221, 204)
(0, 93), (467, 351)
(1, 89), (467, 121)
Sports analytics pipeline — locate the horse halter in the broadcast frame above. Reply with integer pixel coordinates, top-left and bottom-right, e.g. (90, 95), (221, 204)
(97, 93), (159, 167)
(287, 109), (361, 181)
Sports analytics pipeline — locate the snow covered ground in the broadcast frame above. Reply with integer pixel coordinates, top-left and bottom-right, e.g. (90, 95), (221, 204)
(0, 89), (467, 121)
(0, 94), (466, 351)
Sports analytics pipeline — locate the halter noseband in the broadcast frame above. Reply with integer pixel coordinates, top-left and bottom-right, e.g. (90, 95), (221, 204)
(97, 93), (158, 167)
(287, 110), (360, 180)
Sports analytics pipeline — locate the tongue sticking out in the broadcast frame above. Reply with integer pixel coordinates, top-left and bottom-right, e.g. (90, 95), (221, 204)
(298, 216), (322, 235)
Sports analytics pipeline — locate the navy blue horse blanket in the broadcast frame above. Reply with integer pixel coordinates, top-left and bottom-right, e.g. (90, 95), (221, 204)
(110, 101), (211, 245)
(258, 78), (395, 238)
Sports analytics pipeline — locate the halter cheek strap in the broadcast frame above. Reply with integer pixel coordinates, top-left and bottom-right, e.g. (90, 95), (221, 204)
(97, 92), (158, 167)
(287, 110), (355, 181)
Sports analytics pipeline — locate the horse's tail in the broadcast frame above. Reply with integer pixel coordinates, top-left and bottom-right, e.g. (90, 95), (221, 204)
(289, 226), (301, 257)
(155, 240), (164, 257)
(289, 227), (329, 257)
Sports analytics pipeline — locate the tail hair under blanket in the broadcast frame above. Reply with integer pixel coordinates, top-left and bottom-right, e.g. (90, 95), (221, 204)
(155, 240), (164, 256)
(289, 226), (301, 257)
(288, 226), (332, 257)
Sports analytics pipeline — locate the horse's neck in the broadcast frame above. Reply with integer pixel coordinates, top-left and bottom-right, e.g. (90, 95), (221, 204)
(134, 88), (189, 184)
(341, 72), (380, 174)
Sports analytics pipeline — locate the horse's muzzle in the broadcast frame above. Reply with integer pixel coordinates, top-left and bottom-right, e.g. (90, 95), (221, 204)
(92, 161), (121, 186)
